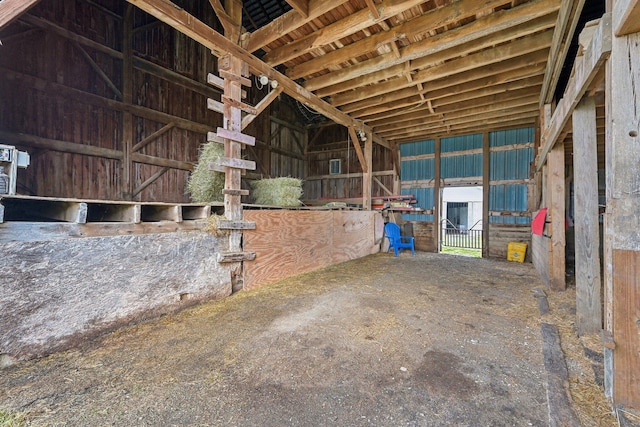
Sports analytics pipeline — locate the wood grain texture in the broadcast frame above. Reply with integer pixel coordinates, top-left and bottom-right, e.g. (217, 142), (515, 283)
(613, 250), (640, 407)
(532, 232), (550, 288)
(412, 221), (436, 252)
(572, 96), (602, 335)
(243, 210), (380, 290)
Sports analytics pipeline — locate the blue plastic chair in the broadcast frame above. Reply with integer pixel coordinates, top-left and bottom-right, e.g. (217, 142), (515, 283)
(384, 222), (415, 257)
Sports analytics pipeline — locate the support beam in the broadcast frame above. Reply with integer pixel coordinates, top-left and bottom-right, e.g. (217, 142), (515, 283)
(572, 95), (602, 335)
(608, 0), (640, 407)
(548, 141), (565, 291)
(125, 0), (388, 148)
(613, 0), (640, 36)
(0, 0), (39, 29)
(133, 167), (169, 196)
(122, 4), (134, 200)
(347, 127), (368, 174)
(537, 14), (612, 171)
(482, 132), (490, 258)
(363, 131), (373, 210)
(434, 137), (441, 253)
(242, 87), (283, 130)
(132, 122), (175, 152)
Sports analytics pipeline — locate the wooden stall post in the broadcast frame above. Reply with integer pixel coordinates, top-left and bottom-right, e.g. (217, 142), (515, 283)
(121, 4), (134, 200)
(572, 95), (602, 335)
(363, 130), (373, 210)
(547, 141), (565, 291)
(607, 0), (640, 407)
(434, 137), (441, 252)
(482, 132), (490, 258)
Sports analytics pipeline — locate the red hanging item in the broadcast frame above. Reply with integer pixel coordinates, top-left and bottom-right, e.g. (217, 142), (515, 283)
(531, 208), (548, 236)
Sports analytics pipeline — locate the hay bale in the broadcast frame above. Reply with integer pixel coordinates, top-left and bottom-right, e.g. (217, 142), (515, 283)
(187, 142), (225, 203)
(251, 177), (303, 207)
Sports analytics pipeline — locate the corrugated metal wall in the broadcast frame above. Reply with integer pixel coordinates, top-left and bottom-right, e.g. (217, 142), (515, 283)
(400, 139), (435, 221)
(399, 127), (534, 235)
(489, 127), (534, 224)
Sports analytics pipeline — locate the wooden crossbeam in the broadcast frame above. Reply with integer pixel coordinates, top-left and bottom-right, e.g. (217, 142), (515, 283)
(209, 156), (256, 171)
(219, 69), (251, 87)
(207, 98), (225, 114)
(222, 188), (249, 196)
(222, 95), (257, 115)
(217, 251), (256, 262)
(348, 126), (368, 174)
(217, 219), (256, 230)
(216, 127), (256, 146)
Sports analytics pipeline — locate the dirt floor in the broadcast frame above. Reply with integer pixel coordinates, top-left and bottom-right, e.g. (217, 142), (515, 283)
(0, 252), (614, 426)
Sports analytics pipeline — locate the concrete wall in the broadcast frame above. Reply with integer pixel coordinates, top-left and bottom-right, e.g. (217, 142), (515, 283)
(1, 231), (233, 363)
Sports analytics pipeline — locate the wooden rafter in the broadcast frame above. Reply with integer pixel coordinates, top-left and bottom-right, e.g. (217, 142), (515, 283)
(284, 0), (309, 18)
(126, 0), (388, 148)
(0, 0), (40, 29)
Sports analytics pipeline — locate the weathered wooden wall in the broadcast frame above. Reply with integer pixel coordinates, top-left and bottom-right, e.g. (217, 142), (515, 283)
(411, 220), (437, 252)
(0, 0), (303, 203)
(532, 232), (550, 287)
(243, 209), (383, 290)
(305, 124), (394, 200)
(487, 223), (532, 261)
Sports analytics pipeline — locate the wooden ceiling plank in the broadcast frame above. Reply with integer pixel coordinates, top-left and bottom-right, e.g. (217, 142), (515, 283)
(245, 0), (349, 53)
(306, 0), (558, 93)
(125, 0), (388, 147)
(295, 0), (553, 82)
(364, 0), (380, 19)
(394, 118), (537, 143)
(375, 93), (540, 134)
(539, 0), (585, 105)
(536, 13), (611, 170)
(343, 56), (547, 115)
(208, 0), (238, 35)
(265, 0), (424, 66)
(0, 0), (40, 29)
(354, 73), (543, 120)
(284, 0), (309, 18)
(328, 29), (553, 106)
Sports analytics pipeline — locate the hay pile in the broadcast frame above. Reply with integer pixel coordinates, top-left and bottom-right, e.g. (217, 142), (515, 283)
(251, 177), (303, 207)
(188, 142), (225, 202)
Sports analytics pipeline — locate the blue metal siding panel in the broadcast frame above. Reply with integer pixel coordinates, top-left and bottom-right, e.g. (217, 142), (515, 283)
(441, 153), (482, 178)
(401, 187), (434, 222)
(400, 139), (435, 156)
(490, 126), (534, 147)
(489, 184), (531, 225)
(441, 133), (482, 153)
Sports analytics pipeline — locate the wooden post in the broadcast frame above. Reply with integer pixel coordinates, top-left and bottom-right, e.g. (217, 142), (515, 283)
(572, 95), (602, 335)
(222, 0), (244, 253)
(548, 141), (565, 291)
(482, 132), (490, 258)
(434, 137), (441, 252)
(363, 131), (372, 210)
(121, 4), (134, 200)
(608, 0), (640, 407)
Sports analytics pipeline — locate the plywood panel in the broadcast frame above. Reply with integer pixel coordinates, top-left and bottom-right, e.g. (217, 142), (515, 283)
(243, 210), (334, 290)
(613, 249), (640, 407)
(243, 210), (380, 290)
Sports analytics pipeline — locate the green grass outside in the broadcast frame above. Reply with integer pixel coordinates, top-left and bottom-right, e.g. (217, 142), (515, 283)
(440, 245), (482, 258)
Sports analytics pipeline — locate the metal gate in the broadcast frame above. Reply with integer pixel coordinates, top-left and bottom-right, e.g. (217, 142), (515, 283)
(441, 219), (483, 250)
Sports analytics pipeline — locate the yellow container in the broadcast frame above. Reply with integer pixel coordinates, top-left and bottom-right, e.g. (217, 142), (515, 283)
(507, 242), (527, 263)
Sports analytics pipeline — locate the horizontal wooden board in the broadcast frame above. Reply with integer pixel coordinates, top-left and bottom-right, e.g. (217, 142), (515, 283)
(243, 210), (380, 290)
(488, 224), (532, 261)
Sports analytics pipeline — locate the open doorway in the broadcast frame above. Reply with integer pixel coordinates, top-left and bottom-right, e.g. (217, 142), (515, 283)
(440, 186), (483, 257)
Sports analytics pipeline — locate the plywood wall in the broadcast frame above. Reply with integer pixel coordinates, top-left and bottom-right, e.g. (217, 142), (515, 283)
(243, 209), (382, 290)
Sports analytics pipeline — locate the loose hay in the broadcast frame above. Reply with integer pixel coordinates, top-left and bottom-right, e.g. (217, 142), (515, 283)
(203, 214), (229, 237)
(187, 142), (225, 203)
(251, 177), (303, 207)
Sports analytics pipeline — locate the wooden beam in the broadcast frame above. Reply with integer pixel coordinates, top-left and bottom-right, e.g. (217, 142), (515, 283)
(242, 87), (282, 130)
(539, 0), (585, 105)
(537, 14), (612, 171)
(245, 0), (349, 52)
(363, 131), (373, 210)
(548, 141), (565, 292)
(133, 167), (170, 196)
(293, 0), (557, 82)
(0, 0), (40, 29)
(284, 0), (309, 18)
(72, 41), (122, 100)
(208, 0), (238, 35)
(125, 0), (388, 147)
(373, 177), (392, 196)
(264, 0), (424, 66)
(364, 0), (380, 19)
(482, 132), (490, 258)
(122, 4), (134, 199)
(348, 127), (368, 174)
(132, 122), (175, 152)
(324, 29), (553, 104)
(572, 95), (602, 335)
(0, 130), (194, 171)
(434, 137), (441, 252)
(614, 0), (640, 35)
